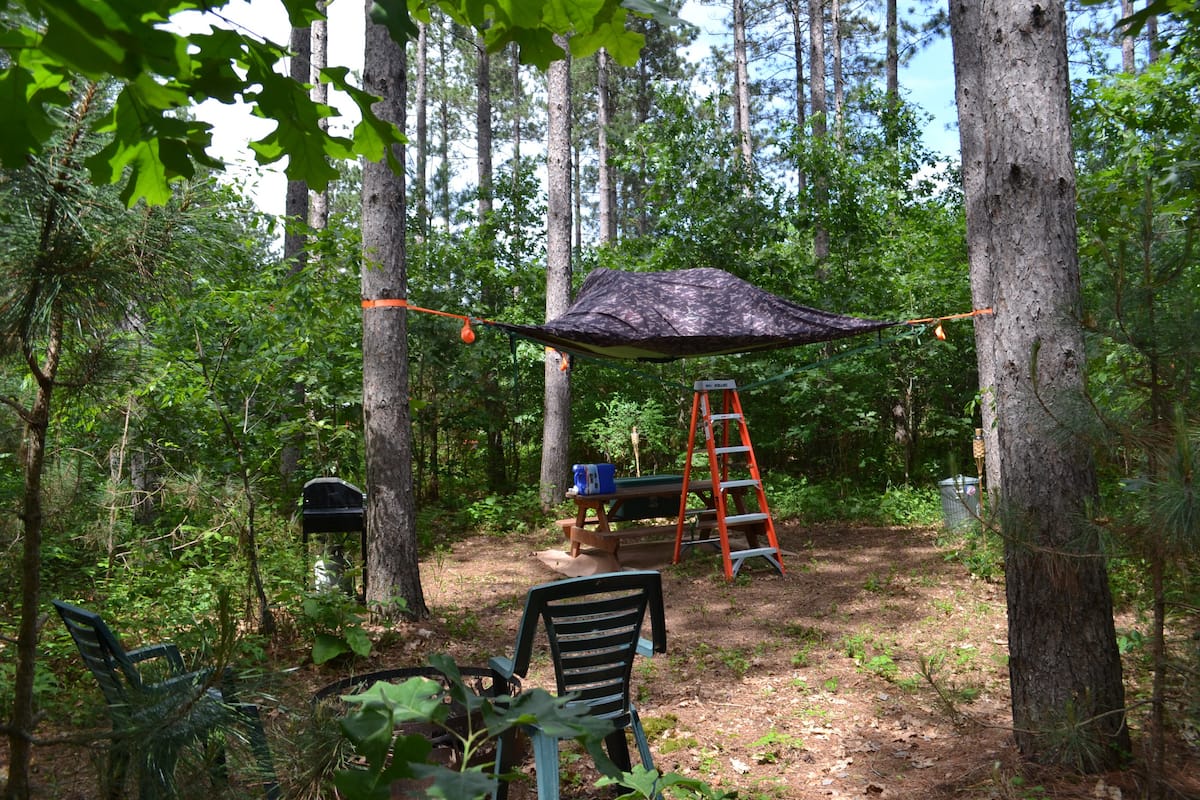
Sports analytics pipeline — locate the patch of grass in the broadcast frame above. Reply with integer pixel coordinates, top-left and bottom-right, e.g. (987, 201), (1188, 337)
(640, 713), (679, 740)
(862, 653), (899, 681)
(657, 734), (701, 755)
(863, 569), (896, 594)
(750, 729), (805, 763)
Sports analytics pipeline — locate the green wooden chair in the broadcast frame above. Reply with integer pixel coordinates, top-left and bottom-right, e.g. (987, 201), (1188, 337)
(489, 570), (667, 799)
(53, 600), (279, 800)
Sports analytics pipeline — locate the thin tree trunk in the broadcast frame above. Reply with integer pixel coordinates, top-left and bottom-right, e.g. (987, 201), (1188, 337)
(1146, 8), (1159, 64)
(633, 46), (651, 236)
(950, 0), (1002, 499)
(437, 25), (451, 231)
(597, 48), (617, 244)
(4, 312), (61, 800)
(415, 22), (429, 241)
(309, 4), (329, 234)
(831, 0), (843, 139)
(733, 0), (753, 170)
(572, 141), (582, 253)
(540, 37), (572, 510)
(808, 0), (829, 266)
(285, 24), (310, 274)
(953, 0), (1129, 768)
(787, 0), (807, 192)
(511, 44), (523, 173)
(476, 33), (493, 220)
(1120, 0), (1135, 72)
(885, 0), (899, 145)
(361, 5), (427, 619)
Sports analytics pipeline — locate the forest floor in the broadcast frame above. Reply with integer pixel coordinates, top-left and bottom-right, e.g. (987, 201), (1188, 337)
(12, 520), (1200, 799)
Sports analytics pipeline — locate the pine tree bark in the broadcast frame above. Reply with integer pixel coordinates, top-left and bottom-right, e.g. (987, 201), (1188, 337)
(808, 0), (829, 265)
(951, 0), (1128, 768)
(830, 0), (843, 138)
(597, 48), (617, 244)
(4, 311), (60, 800)
(285, 24), (310, 274)
(885, 0), (899, 145)
(950, 0), (1001, 499)
(733, 0), (753, 170)
(540, 37), (572, 510)
(786, 0), (806, 192)
(476, 33), (493, 221)
(415, 22), (429, 240)
(361, 6), (427, 619)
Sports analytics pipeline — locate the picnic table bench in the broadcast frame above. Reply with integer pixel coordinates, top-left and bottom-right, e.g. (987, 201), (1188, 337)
(560, 475), (766, 560)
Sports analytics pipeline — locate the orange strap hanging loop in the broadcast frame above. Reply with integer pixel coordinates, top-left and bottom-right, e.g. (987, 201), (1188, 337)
(904, 308), (993, 326)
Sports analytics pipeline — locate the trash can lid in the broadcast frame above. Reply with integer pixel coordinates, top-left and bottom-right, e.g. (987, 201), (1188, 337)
(938, 475), (980, 486)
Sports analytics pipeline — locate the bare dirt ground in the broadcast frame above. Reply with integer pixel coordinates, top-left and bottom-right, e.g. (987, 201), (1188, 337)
(295, 520), (1193, 800)
(12, 520), (1199, 799)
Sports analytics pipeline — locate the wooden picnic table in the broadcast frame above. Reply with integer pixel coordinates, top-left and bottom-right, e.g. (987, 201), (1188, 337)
(561, 475), (764, 559)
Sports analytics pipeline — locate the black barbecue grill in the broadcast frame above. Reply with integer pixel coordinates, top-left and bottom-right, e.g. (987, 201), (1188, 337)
(302, 477), (366, 596)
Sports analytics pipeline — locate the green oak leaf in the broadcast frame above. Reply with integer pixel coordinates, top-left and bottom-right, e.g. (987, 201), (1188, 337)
(369, 0), (419, 45)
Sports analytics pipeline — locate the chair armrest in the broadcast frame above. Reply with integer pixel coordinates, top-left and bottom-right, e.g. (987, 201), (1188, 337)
(489, 655), (517, 681)
(145, 667), (218, 698)
(127, 643), (186, 674)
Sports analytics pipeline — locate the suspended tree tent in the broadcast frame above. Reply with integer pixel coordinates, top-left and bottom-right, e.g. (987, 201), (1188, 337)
(489, 267), (900, 361)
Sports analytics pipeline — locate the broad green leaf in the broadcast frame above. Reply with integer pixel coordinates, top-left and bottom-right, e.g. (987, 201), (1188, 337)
(312, 632), (351, 664)
(0, 67), (65, 166)
(368, 0), (419, 45)
(409, 763), (497, 800)
(338, 705), (395, 769)
(345, 625), (373, 658)
(331, 768), (389, 800)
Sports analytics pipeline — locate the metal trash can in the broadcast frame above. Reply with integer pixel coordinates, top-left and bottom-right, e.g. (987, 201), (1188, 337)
(938, 475), (980, 529)
(302, 477), (365, 596)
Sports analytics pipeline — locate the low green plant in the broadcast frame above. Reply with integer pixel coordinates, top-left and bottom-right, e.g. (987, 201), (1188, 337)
(332, 653), (737, 800)
(750, 729), (805, 763)
(938, 525), (1003, 581)
(301, 590), (374, 665)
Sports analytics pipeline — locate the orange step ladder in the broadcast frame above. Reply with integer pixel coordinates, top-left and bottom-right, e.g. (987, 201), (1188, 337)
(672, 380), (784, 580)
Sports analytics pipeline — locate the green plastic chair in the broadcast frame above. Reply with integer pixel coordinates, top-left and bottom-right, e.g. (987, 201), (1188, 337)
(53, 600), (280, 800)
(489, 570), (667, 799)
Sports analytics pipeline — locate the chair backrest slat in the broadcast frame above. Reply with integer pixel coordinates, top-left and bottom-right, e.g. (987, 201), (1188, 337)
(53, 600), (143, 716)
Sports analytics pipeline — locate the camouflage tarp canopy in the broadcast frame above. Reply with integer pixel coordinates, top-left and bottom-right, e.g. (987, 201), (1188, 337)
(494, 267), (898, 361)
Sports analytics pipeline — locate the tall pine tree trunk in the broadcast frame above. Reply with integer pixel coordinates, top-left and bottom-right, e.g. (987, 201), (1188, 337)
(361, 6), (427, 619)
(285, 24), (310, 274)
(808, 0), (829, 266)
(952, 0), (1128, 769)
(885, 0), (899, 145)
(415, 22), (429, 241)
(597, 48), (617, 244)
(540, 37), (572, 510)
(950, 0), (1002, 499)
(830, 0), (843, 139)
(4, 310), (61, 800)
(787, 0), (806, 193)
(732, 0), (753, 171)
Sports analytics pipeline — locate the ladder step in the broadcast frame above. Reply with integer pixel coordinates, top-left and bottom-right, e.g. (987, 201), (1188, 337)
(724, 512), (769, 526)
(713, 445), (750, 455)
(731, 546), (780, 559)
(710, 413), (742, 422)
(730, 547), (785, 577)
(720, 479), (760, 491)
